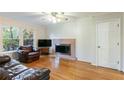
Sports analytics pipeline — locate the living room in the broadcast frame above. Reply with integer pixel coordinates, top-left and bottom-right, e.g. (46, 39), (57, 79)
(0, 12), (124, 80)
(1, 0), (124, 93)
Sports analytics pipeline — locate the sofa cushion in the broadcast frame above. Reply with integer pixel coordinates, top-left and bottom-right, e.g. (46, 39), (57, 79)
(3, 59), (20, 69)
(7, 64), (28, 76)
(0, 55), (11, 65)
(28, 52), (39, 56)
(12, 68), (50, 80)
(20, 46), (33, 52)
(12, 68), (37, 80)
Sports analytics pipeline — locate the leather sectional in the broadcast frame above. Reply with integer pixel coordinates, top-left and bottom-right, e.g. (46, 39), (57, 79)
(0, 55), (50, 80)
(17, 45), (40, 63)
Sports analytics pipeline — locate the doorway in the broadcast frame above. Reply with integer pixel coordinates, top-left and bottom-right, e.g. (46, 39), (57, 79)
(96, 19), (121, 70)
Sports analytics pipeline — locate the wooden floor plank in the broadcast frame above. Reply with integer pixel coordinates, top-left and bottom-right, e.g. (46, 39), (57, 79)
(25, 56), (124, 80)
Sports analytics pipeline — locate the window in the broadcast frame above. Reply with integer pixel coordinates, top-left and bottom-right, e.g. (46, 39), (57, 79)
(23, 29), (33, 46)
(1, 26), (35, 52)
(2, 26), (19, 51)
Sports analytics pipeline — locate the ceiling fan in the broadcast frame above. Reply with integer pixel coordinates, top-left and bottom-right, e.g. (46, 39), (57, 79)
(40, 12), (75, 23)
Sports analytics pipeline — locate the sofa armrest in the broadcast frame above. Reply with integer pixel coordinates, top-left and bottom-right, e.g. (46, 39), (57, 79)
(0, 68), (11, 80)
(33, 48), (40, 52)
(17, 50), (29, 55)
(0, 55), (11, 65)
(17, 50), (29, 62)
(17, 50), (29, 59)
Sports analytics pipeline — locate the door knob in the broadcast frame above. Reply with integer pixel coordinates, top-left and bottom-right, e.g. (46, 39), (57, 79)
(98, 46), (101, 48)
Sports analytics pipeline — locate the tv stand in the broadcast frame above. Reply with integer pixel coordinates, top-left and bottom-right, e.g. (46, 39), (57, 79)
(39, 47), (49, 55)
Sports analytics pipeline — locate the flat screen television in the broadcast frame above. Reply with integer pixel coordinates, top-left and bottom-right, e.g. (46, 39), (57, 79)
(38, 39), (52, 47)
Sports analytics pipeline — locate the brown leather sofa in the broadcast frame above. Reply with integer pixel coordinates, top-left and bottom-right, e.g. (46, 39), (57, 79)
(17, 46), (40, 63)
(0, 55), (50, 80)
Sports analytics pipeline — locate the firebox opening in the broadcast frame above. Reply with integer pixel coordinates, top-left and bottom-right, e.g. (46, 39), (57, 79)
(55, 44), (71, 55)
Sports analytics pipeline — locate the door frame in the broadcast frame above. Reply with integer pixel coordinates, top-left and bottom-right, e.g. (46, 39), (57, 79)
(96, 18), (121, 71)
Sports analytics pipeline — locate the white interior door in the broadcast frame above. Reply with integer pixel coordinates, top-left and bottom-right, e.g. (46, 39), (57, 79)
(97, 19), (120, 70)
(109, 20), (120, 70)
(97, 22), (109, 68)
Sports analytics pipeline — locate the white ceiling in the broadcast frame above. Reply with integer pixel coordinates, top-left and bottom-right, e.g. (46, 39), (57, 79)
(0, 12), (114, 26)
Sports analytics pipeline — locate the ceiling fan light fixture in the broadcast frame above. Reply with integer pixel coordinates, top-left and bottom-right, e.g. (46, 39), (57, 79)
(48, 17), (52, 22)
(57, 18), (61, 22)
(52, 19), (57, 23)
(41, 12), (70, 24)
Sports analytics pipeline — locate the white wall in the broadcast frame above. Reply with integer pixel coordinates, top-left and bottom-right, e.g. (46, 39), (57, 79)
(47, 13), (124, 71)
(47, 17), (96, 64)
(33, 27), (47, 48)
(0, 16), (47, 58)
(0, 16), (47, 49)
(76, 17), (96, 64)
(48, 21), (77, 39)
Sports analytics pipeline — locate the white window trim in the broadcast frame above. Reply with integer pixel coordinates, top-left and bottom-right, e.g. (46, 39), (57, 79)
(0, 26), (35, 52)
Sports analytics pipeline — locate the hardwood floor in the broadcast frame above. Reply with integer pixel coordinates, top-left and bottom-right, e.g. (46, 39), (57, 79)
(26, 56), (124, 80)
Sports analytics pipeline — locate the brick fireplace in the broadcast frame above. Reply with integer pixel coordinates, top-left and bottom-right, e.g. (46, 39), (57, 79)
(52, 39), (77, 60)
